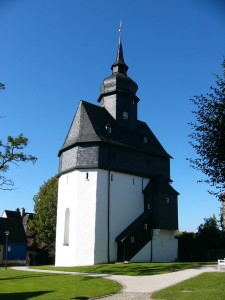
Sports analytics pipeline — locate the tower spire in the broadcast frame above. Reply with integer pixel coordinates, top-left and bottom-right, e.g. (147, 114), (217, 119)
(111, 21), (128, 74)
(119, 20), (122, 44)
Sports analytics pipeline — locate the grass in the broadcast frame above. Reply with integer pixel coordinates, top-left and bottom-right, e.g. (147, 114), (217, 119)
(31, 261), (215, 276)
(0, 267), (121, 299)
(151, 272), (225, 300)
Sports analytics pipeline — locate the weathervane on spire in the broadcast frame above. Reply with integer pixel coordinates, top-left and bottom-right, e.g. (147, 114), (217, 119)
(119, 20), (122, 43)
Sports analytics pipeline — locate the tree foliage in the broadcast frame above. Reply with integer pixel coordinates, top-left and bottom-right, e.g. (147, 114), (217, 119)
(188, 59), (225, 198)
(1, 82), (37, 190)
(0, 134), (37, 190)
(178, 215), (225, 261)
(197, 215), (222, 249)
(29, 176), (58, 258)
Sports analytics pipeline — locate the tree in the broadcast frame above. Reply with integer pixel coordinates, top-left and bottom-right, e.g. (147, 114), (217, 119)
(29, 176), (58, 258)
(197, 215), (222, 249)
(188, 59), (225, 199)
(0, 134), (37, 190)
(1, 83), (37, 190)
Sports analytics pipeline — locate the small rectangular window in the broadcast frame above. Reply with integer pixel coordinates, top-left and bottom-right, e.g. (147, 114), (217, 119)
(131, 237), (135, 242)
(166, 197), (170, 204)
(144, 137), (148, 143)
(105, 124), (112, 133)
(123, 112), (128, 119)
(147, 203), (151, 210)
(111, 174), (113, 181)
(144, 224), (148, 229)
(86, 172), (89, 180)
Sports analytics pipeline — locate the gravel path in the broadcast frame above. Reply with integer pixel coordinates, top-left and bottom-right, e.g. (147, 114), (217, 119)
(12, 264), (222, 300)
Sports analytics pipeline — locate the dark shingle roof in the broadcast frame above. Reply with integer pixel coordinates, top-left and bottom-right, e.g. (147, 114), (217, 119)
(0, 218), (27, 243)
(59, 100), (170, 158)
(144, 175), (179, 195)
(3, 210), (22, 219)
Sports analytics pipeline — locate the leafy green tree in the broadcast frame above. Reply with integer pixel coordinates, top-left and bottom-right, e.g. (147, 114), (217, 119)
(0, 134), (37, 190)
(197, 215), (222, 249)
(188, 59), (225, 199)
(29, 176), (58, 258)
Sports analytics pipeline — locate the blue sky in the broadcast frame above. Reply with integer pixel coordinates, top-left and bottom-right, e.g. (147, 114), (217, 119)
(1, 0), (225, 232)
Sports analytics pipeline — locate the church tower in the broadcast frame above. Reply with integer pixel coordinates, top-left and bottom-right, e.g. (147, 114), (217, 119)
(55, 30), (179, 266)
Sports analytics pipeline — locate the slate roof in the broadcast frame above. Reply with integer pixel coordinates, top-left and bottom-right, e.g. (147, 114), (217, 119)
(0, 218), (27, 243)
(59, 100), (170, 158)
(144, 175), (179, 195)
(2, 210), (22, 219)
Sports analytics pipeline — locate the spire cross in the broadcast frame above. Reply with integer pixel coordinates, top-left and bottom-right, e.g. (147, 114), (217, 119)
(119, 20), (122, 43)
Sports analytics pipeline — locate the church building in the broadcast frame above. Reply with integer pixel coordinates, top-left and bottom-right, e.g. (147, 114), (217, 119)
(55, 32), (179, 266)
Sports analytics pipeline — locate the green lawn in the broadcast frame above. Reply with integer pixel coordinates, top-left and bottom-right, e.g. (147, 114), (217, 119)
(32, 261), (215, 276)
(0, 267), (121, 299)
(152, 272), (225, 300)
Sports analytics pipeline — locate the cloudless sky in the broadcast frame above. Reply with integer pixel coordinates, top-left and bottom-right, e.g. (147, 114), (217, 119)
(1, 0), (225, 232)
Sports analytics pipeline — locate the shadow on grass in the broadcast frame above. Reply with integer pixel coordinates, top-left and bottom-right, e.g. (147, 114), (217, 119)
(0, 291), (52, 299)
(0, 273), (62, 282)
(79, 262), (211, 276)
(72, 297), (89, 299)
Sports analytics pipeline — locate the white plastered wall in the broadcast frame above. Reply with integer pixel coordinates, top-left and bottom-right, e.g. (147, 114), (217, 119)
(152, 229), (178, 262)
(99, 171), (149, 263)
(55, 170), (98, 266)
(55, 169), (177, 266)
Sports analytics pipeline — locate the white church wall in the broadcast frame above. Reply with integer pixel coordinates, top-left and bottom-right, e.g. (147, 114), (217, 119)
(108, 172), (149, 262)
(94, 170), (110, 264)
(56, 169), (177, 266)
(55, 170), (98, 266)
(152, 229), (178, 262)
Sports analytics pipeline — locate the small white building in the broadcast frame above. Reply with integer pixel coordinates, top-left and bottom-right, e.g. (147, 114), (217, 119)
(55, 36), (179, 266)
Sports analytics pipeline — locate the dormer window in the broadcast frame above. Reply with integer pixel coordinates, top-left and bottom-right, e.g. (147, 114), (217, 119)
(123, 112), (128, 119)
(144, 137), (148, 143)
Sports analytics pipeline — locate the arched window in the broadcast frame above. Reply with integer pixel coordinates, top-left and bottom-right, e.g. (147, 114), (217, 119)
(64, 208), (70, 246)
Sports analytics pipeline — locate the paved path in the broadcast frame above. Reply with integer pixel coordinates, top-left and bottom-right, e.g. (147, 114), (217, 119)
(12, 265), (222, 299)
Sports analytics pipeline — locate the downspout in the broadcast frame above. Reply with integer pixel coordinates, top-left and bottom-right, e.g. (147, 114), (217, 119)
(150, 229), (153, 262)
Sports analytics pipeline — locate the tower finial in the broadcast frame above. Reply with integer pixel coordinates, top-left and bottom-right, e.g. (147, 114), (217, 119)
(119, 20), (122, 44)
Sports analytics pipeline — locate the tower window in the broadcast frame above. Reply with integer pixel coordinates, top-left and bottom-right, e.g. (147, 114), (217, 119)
(123, 112), (128, 119)
(144, 224), (148, 229)
(86, 172), (89, 180)
(111, 174), (113, 181)
(144, 137), (148, 143)
(166, 197), (170, 204)
(147, 203), (151, 210)
(105, 124), (112, 133)
(131, 237), (135, 242)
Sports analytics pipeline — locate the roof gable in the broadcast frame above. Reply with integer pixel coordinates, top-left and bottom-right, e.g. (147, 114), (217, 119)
(60, 101), (100, 152)
(0, 218), (26, 243)
(2, 210), (22, 219)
